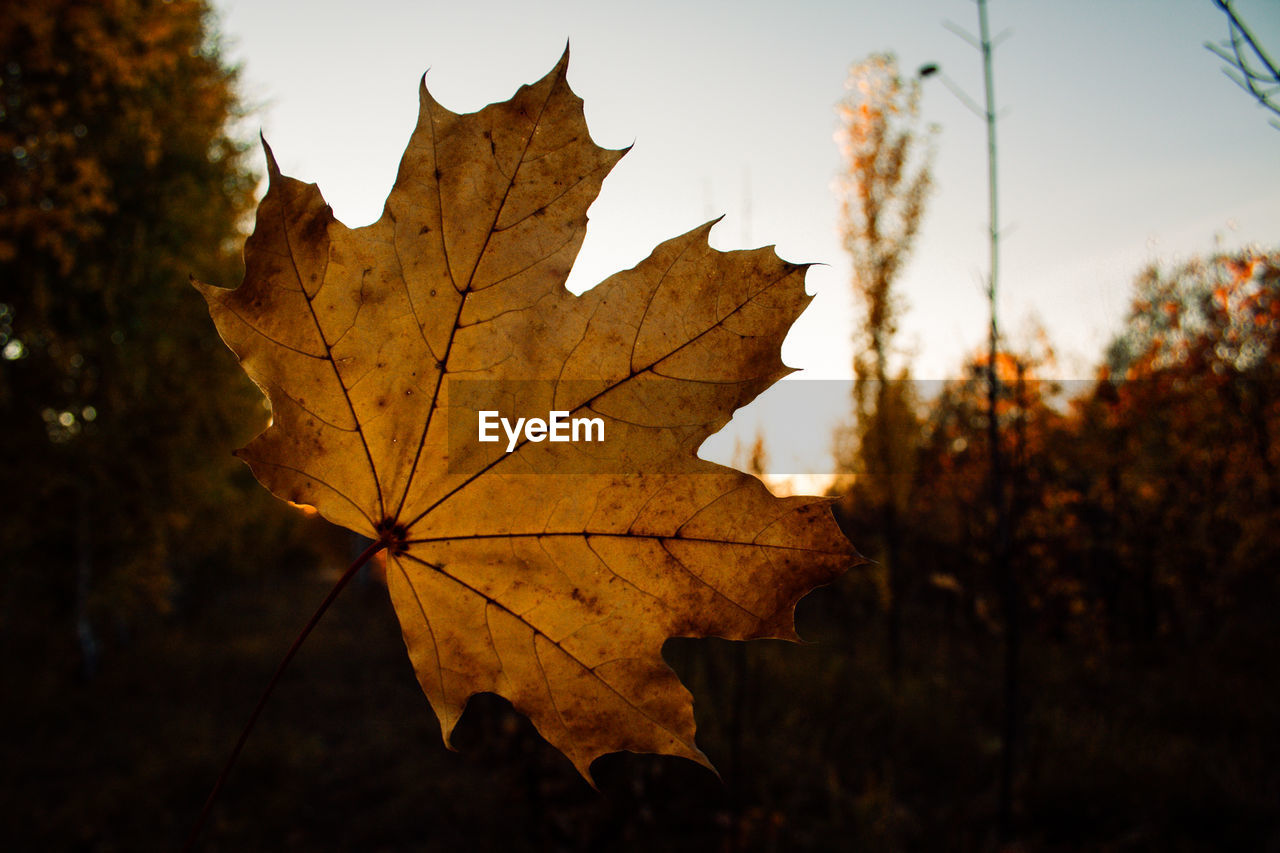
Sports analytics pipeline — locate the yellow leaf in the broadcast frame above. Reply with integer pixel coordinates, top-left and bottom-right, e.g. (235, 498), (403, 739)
(194, 50), (858, 780)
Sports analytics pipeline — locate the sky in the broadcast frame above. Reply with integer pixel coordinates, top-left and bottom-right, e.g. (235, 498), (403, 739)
(209, 0), (1280, 483)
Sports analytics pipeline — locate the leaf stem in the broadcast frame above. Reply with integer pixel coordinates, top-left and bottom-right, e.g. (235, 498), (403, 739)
(181, 536), (389, 852)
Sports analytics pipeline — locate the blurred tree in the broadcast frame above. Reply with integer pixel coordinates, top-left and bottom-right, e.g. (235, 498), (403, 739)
(909, 249), (1280, 652)
(910, 338), (1061, 635)
(834, 52), (935, 678)
(1089, 249), (1280, 641)
(1106, 250), (1279, 381)
(0, 0), (302, 673)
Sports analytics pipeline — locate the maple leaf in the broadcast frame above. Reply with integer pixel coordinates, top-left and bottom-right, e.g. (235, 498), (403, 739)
(194, 50), (859, 780)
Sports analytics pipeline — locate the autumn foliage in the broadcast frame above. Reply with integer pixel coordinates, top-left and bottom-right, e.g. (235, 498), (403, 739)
(0, 0), (302, 660)
(846, 248), (1279, 652)
(822, 247), (1280, 846)
(834, 53), (934, 678)
(3, 5), (1279, 847)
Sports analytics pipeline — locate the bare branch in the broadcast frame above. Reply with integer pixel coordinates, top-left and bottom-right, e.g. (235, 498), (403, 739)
(1206, 0), (1280, 129)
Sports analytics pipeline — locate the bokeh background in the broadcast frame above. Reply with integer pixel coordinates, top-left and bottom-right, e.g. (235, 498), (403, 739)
(2, 0), (1277, 850)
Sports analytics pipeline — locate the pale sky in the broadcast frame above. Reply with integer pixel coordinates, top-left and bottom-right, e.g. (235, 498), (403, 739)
(210, 0), (1280, 482)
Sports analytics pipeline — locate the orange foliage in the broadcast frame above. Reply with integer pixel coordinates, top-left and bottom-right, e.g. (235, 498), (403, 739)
(0, 0), (247, 275)
(845, 249), (1278, 650)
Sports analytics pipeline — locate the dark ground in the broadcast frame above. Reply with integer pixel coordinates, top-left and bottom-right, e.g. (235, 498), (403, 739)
(4, 553), (1278, 852)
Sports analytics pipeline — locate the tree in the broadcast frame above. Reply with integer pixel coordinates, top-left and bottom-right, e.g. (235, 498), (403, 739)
(1094, 248), (1280, 638)
(1106, 249), (1280, 381)
(946, 248), (1280, 650)
(0, 0), (300, 673)
(909, 335), (1062, 627)
(834, 52), (935, 677)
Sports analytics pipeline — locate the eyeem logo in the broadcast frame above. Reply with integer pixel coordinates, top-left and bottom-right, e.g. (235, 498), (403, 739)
(478, 410), (605, 453)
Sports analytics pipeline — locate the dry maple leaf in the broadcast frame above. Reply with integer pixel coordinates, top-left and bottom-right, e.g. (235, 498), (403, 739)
(194, 50), (859, 780)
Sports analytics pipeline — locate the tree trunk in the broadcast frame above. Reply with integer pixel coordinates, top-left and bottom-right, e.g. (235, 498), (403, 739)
(76, 485), (100, 680)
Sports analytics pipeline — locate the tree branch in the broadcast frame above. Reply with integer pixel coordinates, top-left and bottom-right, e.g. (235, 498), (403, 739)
(1206, 0), (1280, 129)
